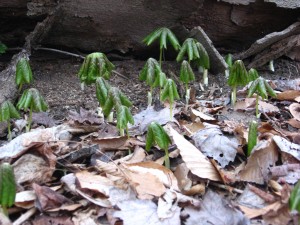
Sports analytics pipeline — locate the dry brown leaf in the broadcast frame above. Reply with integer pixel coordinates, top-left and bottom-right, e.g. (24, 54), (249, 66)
(239, 139), (279, 184)
(92, 136), (128, 150)
(277, 90), (300, 101)
(289, 103), (300, 121)
(167, 125), (221, 181)
(183, 122), (205, 135)
(273, 135), (300, 162)
(191, 108), (216, 121)
(258, 100), (280, 114)
(68, 107), (102, 124)
(32, 215), (74, 225)
(287, 118), (300, 129)
(15, 190), (36, 209)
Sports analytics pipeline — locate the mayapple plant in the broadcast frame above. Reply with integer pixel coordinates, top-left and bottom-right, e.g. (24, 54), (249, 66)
(247, 120), (258, 156)
(143, 27), (180, 66)
(247, 76), (277, 118)
(15, 57), (33, 92)
(248, 68), (259, 82)
(176, 38), (200, 63)
(95, 77), (113, 121)
(0, 100), (20, 140)
(180, 60), (195, 106)
(139, 58), (166, 106)
(102, 87), (134, 136)
(0, 163), (16, 216)
(161, 78), (180, 118)
(78, 52), (115, 90)
(195, 42), (210, 86)
(289, 181), (300, 214)
(227, 60), (249, 106)
(17, 88), (48, 131)
(146, 122), (172, 169)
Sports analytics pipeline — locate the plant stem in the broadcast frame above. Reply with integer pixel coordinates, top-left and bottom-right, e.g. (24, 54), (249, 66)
(7, 121), (12, 141)
(159, 49), (163, 68)
(108, 112), (114, 122)
(2, 205), (8, 216)
(148, 87), (153, 106)
(27, 105), (33, 132)
(164, 148), (170, 169)
(231, 86), (237, 106)
(126, 124), (130, 139)
(119, 129), (125, 136)
(203, 69), (208, 86)
(185, 85), (190, 108)
(256, 95), (259, 118)
(80, 82), (85, 91)
(18, 84), (23, 92)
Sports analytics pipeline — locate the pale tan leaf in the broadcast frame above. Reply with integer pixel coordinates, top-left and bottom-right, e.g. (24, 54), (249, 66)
(289, 103), (300, 121)
(277, 90), (300, 101)
(191, 108), (216, 121)
(167, 125), (221, 181)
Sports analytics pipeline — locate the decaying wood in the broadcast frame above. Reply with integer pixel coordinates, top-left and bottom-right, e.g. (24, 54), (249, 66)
(190, 27), (228, 74)
(235, 22), (300, 61)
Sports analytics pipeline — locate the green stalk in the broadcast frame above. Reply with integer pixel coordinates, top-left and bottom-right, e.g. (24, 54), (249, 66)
(120, 128), (125, 136)
(148, 87), (153, 106)
(18, 84), (23, 92)
(1, 205), (8, 216)
(231, 86), (237, 106)
(7, 121), (12, 141)
(164, 148), (170, 169)
(256, 95), (259, 118)
(159, 49), (163, 68)
(185, 84), (190, 107)
(27, 104), (33, 132)
(126, 124), (129, 139)
(108, 112), (114, 122)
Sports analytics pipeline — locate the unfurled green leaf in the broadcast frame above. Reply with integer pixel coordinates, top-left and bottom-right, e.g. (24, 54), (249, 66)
(180, 60), (195, 84)
(96, 77), (111, 107)
(15, 57), (33, 88)
(143, 27), (180, 51)
(289, 181), (300, 213)
(227, 60), (249, 87)
(17, 88), (48, 112)
(78, 52), (115, 85)
(176, 38), (200, 62)
(247, 121), (257, 156)
(248, 68), (259, 82)
(0, 100), (20, 122)
(0, 163), (16, 212)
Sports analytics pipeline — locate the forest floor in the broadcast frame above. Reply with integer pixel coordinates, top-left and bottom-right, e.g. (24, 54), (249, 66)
(0, 51), (300, 225)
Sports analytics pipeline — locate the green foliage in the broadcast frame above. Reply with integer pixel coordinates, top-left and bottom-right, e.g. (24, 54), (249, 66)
(139, 58), (166, 88)
(78, 52), (115, 85)
(0, 100), (20, 140)
(0, 42), (7, 54)
(143, 27), (180, 51)
(247, 77), (277, 100)
(289, 181), (300, 213)
(116, 105), (134, 130)
(194, 42), (210, 69)
(145, 122), (172, 168)
(180, 60), (195, 85)
(176, 38), (200, 62)
(248, 68), (259, 82)
(227, 60), (249, 88)
(161, 79), (180, 118)
(225, 54), (233, 68)
(17, 88), (48, 131)
(0, 163), (16, 215)
(15, 57), (33, 91)
(247, 121), (257, 156)
(95, 77), (111, 107)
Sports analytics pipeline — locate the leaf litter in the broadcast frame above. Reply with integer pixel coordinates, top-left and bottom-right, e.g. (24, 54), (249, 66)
(0, 66), (300, 225)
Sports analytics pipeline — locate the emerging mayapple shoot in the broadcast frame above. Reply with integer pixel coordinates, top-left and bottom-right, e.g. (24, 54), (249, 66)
(247, 76), (277, 118)
(96, 77), (111, 107)
(176, 38), (200, 63)
(143, 27), (180, 66)
(289, 181), (300, 213)
(0, 163), (16, 216)
(195, 42), (210, 86)
(146, 122), (172, 168)
(15, 57), (33, 92)
(180, 60), (195, 106)
(160, 78), (180, 118)
(78, 52), (115, 89)
(0, 100), (20, 140)
(227, 60), (249, 106)
(17, 88), (48, 131)
(139, 58), (166, 106)
(102, 87), (134, 136)
(247, 120), (258, 156)
(248, 68), (259, 82)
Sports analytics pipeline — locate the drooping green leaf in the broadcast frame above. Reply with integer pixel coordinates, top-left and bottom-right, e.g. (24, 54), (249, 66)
(146, 122), (171, 151)
(0, 163), (16, 209)
(247, 79), (259, 97)
(289, 181), (300, 213)
(0, 42), (7, 54)
(180, 60), (195, 84)
(143, 27), (180, 51)
(176, 38), (200, 62)
(161, 79), (180, 104)
(227, 60), (249, 87)
(17, 88), (48, 112)
(96, 77), (111, 106)
(139, 58), (162, 87)
(0, 100), (20, 122)
(116, 105), (134, 130)
(15, 57), (33, 88)
(78, 52), (115, 85)
(195, 42), (210, 69)
(248, 68), (259, 82)
(248, 77), (276, 100)
(247, 121), (257, 156)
